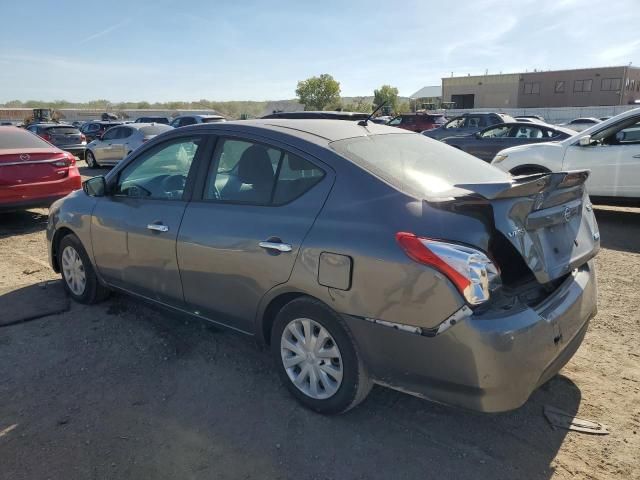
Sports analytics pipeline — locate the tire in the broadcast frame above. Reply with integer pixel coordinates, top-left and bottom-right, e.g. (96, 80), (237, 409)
(86, 150), (98, 168)
(58, 233), (109, 304)
(271, 297), (372, 414)
(510, 166), (550, 176)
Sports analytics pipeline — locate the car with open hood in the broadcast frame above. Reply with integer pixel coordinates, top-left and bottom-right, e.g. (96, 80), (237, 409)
(47, 119), (599, 414)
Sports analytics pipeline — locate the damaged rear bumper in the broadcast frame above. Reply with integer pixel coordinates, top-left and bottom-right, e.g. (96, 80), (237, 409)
(343, 260), (597, 413)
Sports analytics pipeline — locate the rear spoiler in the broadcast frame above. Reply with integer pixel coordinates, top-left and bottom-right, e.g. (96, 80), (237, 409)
(454, 170), (590, 200)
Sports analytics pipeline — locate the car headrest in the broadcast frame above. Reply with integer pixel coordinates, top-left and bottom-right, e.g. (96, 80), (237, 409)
(237, 145), (274, 186)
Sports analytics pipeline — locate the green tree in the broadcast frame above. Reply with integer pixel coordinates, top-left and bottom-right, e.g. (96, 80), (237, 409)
(137, 101), (151, 109)
(341, 97), (372, 113)
(395, 100), (411, 114)
(373, 85), (399, 113)
(295, 74), (341, 111)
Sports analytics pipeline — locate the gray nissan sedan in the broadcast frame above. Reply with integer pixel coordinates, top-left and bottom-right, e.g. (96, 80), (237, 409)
(47, 119), (600, 414)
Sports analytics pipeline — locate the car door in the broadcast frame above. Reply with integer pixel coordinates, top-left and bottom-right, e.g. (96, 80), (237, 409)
(91, 134), (206, 304)
(110, 126), (133, 160)
(563, 116), (640, 197)
(177, 135), (334, 332)
(93, 127), (119, 163)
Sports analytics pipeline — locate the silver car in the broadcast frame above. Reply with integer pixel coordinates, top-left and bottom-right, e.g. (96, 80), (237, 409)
(47, 120), (599, 414)
(85, 123), (173, 167)
(170, 114), (226, 128)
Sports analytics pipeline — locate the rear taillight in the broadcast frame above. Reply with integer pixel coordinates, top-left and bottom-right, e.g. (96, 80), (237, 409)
(80, 133), (87, 143)
(396, 232), (500, 305)
(53, 154), (75, 167)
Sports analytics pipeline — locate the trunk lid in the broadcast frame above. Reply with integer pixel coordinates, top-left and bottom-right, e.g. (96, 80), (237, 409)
(0, 148), (72, 185)
(455, 170), (600, 284)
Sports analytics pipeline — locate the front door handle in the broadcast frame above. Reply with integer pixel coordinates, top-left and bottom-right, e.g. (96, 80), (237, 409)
(147, 223), (169, 232)
(259, 241), (292, 252)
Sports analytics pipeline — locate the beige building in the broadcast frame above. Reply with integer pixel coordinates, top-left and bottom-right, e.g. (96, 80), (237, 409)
(442, 66), (640, 109)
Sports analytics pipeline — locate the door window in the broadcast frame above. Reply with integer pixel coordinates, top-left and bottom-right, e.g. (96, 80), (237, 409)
(511, 126), (544, 139)
(113, 136), (202, 200)
(120, 127), (133, 139)
(465, 116), (485, 128)
(480, 126), (510, 138)
(204, 138), (324, 205)
(388, 116), (402, 126)
(444, 117), (464, 129)
(102, 128), (119, 141)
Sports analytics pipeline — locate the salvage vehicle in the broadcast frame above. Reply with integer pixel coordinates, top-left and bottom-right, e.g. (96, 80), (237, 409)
(26, 123), (87, 159)
(422, 112), (515, 140)
(47, 119), (599, 414)
(0, 126), (81, 210)
(85, 123), (173, 167)
(492, 107), (640, 199)
(443, 122), (574, 161)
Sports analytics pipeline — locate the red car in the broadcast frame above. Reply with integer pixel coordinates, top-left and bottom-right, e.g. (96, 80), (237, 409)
(387, 113), (447, 132)
(0, 126), (82, 211)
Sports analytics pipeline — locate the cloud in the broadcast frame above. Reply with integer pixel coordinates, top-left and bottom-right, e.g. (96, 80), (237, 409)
(78, 18), (130, 44)
(596, 40), (640, 64)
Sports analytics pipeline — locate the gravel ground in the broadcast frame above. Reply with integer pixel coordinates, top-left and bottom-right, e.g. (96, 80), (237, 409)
(0, 181), (638, 479)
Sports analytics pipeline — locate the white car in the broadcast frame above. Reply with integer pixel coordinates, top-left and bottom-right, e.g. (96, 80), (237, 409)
(560, 117), (602, 132)
(492, 108), (640, 198)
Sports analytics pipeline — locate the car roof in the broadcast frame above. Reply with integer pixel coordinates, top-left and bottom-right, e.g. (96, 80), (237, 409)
(181, 119), (409, 142)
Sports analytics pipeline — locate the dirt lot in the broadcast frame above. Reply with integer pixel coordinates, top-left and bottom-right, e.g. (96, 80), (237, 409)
(0, 173), (639, 479)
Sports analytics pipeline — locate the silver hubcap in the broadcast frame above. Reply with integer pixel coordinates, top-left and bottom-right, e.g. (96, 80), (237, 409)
(280, 318), (343, 399)
(61, 246), (86, 296)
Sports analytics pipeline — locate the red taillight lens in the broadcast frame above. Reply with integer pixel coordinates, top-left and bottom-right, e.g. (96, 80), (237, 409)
(53, 153), (75, 167)
(80, 133), (86, 143)
(396, 232), (500, 305)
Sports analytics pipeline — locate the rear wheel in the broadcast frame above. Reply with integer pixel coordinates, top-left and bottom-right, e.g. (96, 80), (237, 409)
(86, 150), (98, 168)
(271, 297), (372, 414)
(58, 233), (109, 304)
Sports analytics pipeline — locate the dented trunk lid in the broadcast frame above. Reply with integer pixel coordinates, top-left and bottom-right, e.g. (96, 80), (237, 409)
(455, 170), (600, 284)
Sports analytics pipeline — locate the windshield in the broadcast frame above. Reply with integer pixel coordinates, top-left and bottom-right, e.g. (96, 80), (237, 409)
(0, 128), (52, 149)
(330, 133), (510, 197)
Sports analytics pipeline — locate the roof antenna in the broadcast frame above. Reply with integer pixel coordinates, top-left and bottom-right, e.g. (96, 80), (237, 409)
(359, 101), (387, 126)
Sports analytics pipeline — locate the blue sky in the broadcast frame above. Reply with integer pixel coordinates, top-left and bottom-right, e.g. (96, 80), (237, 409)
(1, 0), (639, 102)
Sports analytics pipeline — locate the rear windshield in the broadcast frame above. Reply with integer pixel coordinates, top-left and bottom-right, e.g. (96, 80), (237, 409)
(330, 133), (510, 197)
(139, 125), (171, 136)
(45, 127), (80, 135)
(0, 128), (51, 149)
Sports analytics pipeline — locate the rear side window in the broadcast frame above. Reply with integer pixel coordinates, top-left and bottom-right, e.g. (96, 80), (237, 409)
(330, 133), (509, 198)
(204, 138), (324, 205)
(0, 128), (51, 148)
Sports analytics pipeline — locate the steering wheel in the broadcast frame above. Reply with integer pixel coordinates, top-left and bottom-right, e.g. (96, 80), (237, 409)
(161, 174), (187, 193)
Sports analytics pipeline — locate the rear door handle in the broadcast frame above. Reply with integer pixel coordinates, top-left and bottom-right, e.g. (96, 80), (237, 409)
(147, 223), (169, 232)
(259, 241), (292, 252)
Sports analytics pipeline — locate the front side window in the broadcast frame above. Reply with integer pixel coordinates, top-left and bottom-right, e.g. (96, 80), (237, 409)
(445, 117), (464, 129)
(204, 139), (324, 205)
(102, 128), (119, 140)
(114, 136), (202, 200)
(480, 126), (510, 138)
(512, 126), (543, 139)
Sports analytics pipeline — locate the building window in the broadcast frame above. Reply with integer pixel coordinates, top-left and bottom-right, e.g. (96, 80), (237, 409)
(601, 78), (622, 91)
(574, 79), (593, 93)
(554, 81), (565, 93)
(524, 82), (540, 95)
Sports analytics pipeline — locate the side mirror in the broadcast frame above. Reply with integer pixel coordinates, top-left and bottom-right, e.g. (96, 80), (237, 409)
(579, 135), (592, 146)
(83, 176), (107, 197)
(474, 132), (482, 139)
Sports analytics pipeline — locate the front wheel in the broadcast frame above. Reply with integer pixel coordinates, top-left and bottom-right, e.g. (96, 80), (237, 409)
(272, 297), (372, 414)
(59, 234), (109, 304)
